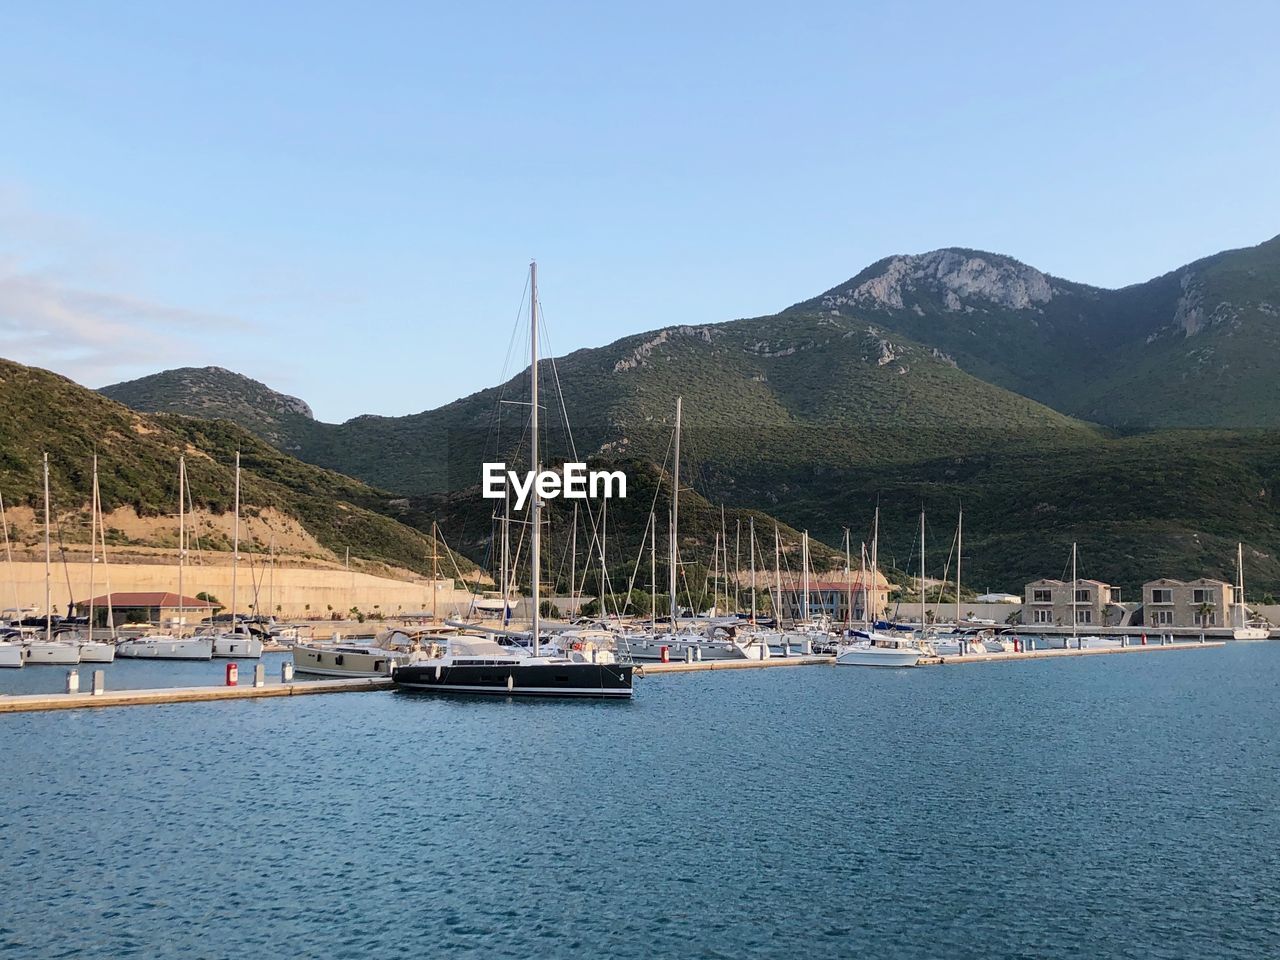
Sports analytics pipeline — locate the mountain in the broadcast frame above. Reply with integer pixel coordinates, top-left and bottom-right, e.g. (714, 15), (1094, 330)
(96, 236), (1280, 593)
(799, 235), (1280, 428)
(0, 358), (472, 578)
(101, 366), (320, 452)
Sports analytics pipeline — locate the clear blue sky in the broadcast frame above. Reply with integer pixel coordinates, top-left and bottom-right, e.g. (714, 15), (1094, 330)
(2, 1), (1277, 421)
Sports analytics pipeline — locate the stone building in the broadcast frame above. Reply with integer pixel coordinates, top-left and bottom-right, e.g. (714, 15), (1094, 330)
(1024, 577), (1116, 627)
(1142, 578), (1237, 628)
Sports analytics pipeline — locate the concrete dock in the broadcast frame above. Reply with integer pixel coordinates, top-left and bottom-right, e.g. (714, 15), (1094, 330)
(640, 655), (835, 674)
(0, 676), (394, 714)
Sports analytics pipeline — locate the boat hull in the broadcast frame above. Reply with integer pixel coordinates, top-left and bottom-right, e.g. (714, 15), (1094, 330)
(116, 637), (213, 660)
(211, 636), (265, 659)
(0, 643), (24, 668)
(393, 661), (634, 698)
(290, 644), (403, 678)
(835, 644), (921, 667)
(77, 641), (116, 663)
(23, 642), (81, 665)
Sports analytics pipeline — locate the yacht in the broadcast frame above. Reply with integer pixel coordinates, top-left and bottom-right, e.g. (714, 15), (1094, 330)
(209, 624), (265, 659)
(0, 631), (22, 668)
(393, 263), (632, 699)
(393, 633), (634, 698)
(835, 509), (928, 668)
(116, 633), (214, 660)
(23, 631), (81, 665)
(291, 634), (415, 678)
(1232, 542), (1270, 641)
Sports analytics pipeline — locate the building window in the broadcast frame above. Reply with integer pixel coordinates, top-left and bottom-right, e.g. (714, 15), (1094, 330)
(1075, 589), (1090, 603)
(1078, 609), (1092, 624)
(1032, 589), (1052, 603)
(1194, 611), (1216, 626)
(1151, 589), (1172, 604)
(1033, 609), (1052, 624)
(1192, 589), (1215, 605)
(1153, 610), (1173, 625)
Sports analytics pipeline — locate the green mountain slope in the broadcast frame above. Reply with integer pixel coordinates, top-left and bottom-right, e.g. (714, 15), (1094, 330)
(0, 358), (472, 577)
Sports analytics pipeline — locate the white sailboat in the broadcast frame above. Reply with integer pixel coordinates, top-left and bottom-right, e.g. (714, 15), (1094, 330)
(836, 508), (926, 667)
(117, 456), (213, 660)
(1232, 542), (1270, 641)
(74, 455), (116, 663)
(25, 455), (80, 665)
(211, 452), (263, 658)
(0, 489), (25, 668)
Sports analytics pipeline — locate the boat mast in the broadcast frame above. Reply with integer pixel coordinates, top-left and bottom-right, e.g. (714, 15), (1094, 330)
(600, 498), (607, 618)
(712, 531), (719, 617)
(177, 455), (185, 635)
(43, 453), (51, 643)
(844, 528), (852, 631)
(88, 454), (97, 643)
(649, 512), (656, 632)
(860, 540), (869, 630)
(955, 508), (962, 628)
(529, 260), (541, 656)
(501, 492), (510, 623)
(570, 502), (577, 615)
(801, 531), (810, 622)
(1071, 541), (1078, 647)
(0, 490), (18, 617)
(870, 507), (879, 626)
(749, 517), (756, 626)
(773, 525), (782, 625)
(919, 510), (926, 634)
(734, 517), (740, 615)
(431, 521), (439, 622)
(231, 451), (240, 631)
(1237, 542), (1246, 629)
(95, 466), (114, 637)
(669, 396), (682, 628)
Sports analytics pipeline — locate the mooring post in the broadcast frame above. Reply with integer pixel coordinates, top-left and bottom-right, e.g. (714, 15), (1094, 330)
(65, 668), (79, 694)
(253, 663), (266, 688)
(281, 661), (294, 683)
(91, 670), (105, 696)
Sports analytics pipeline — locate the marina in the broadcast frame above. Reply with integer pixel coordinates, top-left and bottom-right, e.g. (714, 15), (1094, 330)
(0, 635), (1228, 709)
(3, 641), (1277, 959)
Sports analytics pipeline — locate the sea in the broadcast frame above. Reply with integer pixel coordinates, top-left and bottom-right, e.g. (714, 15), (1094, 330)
(2, 643), (1277, 958)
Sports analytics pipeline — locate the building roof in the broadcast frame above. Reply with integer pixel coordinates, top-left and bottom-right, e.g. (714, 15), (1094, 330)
(76, 592), (216, 608)
(1026, 579), (1065, 587)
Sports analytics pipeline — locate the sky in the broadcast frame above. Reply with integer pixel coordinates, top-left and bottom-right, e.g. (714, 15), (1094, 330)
(2, 0), (1278, 422)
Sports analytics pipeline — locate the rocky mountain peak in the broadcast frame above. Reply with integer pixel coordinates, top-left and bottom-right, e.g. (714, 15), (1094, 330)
(822, 248), (1056, 313)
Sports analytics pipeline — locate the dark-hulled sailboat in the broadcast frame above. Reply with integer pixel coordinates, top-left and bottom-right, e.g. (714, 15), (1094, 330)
(392, 262), (634, 699)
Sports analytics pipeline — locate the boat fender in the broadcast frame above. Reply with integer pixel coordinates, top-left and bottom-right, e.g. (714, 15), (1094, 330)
(507, 674), (514, 692)
(435, 665), (441, 680)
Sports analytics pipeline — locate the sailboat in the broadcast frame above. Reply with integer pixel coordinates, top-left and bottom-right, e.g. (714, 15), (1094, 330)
(116, 456), (213, 660)
(393, 262), (633, 697)
(835, 508), (926, 667)
(24, 455), (80, 665)
(619, 398), (760, 663)
(0, 489), (25, 668)
(211, 452), (264, 658)
(74, 454), (116, 662)
(1232, 543), (1270, 641)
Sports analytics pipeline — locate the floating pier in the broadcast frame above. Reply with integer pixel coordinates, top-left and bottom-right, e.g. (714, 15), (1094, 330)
(639, 655), (835, 674)
(0, 676), (394, 714)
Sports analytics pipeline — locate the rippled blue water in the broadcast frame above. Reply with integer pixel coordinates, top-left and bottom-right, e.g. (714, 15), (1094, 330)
(3, 645), (1278, 958)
